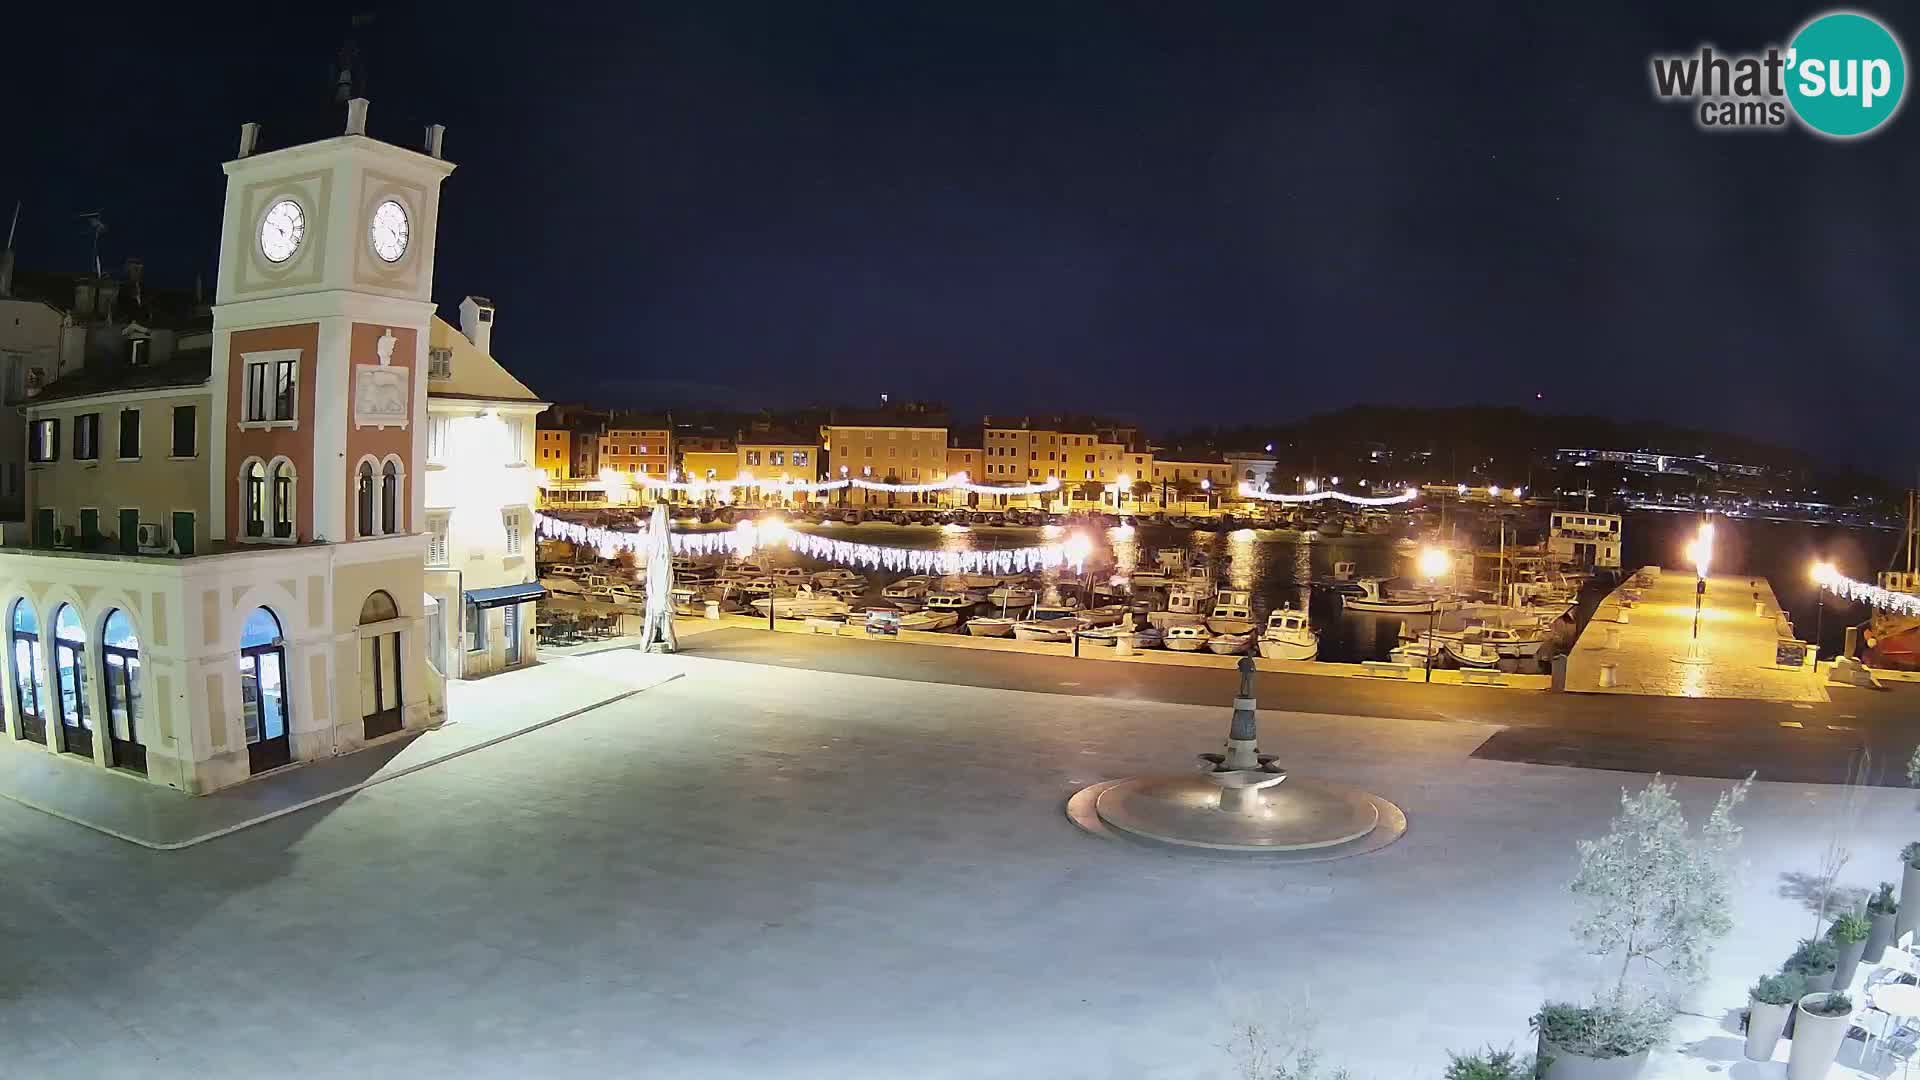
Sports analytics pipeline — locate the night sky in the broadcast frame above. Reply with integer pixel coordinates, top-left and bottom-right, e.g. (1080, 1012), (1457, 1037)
(11, 3), (1918, 470)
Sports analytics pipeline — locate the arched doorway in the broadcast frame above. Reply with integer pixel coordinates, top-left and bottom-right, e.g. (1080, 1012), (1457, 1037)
(52, 604), (91, 758)
(101, 610), (146, 775)
(239, 607), (291, 774)
(359, 590), (403, 739)
(10, 600), (47, 744)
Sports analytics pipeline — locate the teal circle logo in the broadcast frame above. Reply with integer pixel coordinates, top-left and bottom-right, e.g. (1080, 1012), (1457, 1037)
(1786, 11), (1907, 137)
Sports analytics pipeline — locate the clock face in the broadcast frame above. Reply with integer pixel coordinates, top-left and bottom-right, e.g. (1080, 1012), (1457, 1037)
(259, 199), (305, 264)
(369, 199), (410, 263)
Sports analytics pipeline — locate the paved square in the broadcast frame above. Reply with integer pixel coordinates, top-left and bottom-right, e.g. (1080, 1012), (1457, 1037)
(0, 651), (1900, 1077)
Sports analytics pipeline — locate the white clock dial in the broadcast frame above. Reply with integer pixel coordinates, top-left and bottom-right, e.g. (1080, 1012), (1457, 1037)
(369, 199), (410, 263)
(259, 199), (305, 264)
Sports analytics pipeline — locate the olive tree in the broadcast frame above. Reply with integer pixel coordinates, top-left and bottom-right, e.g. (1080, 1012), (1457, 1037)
(1571, 773), (1753, 989)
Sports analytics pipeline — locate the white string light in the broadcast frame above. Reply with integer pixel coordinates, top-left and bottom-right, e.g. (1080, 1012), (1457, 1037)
(534, 512), (1090, 575)
(1818, 568), (1920, 617)
(1236, 483), (1421, 507)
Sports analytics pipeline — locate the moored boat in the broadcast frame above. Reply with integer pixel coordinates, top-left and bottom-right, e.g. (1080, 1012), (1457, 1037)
(1206, 631), (1253, 655)
(1012, 617), (1080, 642)
(899, 610), (959, 632)
(1256, 607), (1320, 661)
(966, 616), (1017, 638)
(1205, 589), (1255, 634)
(1163, 624), (1211, 652)
(1342, 578), (1459, 614)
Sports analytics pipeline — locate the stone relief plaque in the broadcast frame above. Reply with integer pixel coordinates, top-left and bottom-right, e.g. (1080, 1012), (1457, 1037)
(353, 327), (410, 429)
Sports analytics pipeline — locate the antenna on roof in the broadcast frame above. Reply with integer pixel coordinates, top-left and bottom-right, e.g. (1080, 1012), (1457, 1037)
(5, 201), (18, 251)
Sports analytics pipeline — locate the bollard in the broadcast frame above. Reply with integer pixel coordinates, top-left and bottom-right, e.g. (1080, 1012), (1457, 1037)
(1754, 600), (1765, 617)
(1599, 662), (1618, 688)
(1115, 632), (1135, 657)
(1604, 627), (1621, 650)
(704, 600), (721, 621)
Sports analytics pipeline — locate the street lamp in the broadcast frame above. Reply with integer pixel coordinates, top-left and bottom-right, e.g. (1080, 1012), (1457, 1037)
(1115, 472), (1131, 514)
(1201, 477), (1212, 513)
(1686, 521), (1714, 649)
(1811, 559), (1838, 663)
(1417, 545), (1450, 683)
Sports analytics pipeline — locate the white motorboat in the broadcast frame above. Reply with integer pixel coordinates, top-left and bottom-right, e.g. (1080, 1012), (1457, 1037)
(773, 566), (810, 584)
(1389, 641), (1437, 668)
(1163, 624), (1211, 652)
(1148, 584), (1210, 629)
(1028, 598), (1082, 621)
(966, 616), (1017, 638)
(882, 576), (932, 601)
(812, 568), (868, 592)
(1257, 608), (1320, 661)
(748, 587), (850, 620)
(1077, 623), (1163, 649)
(1332, 560), (1357, 581)
(923, 592), (977, 614)
(1128, 549), (1187, 588)
(1342, 578), (1459, 614)
(1205, 589), (1255, 634)
(983, 585), (1037, 610)
(1206, 631), (1254, 655)
(1178, 565), (1217, 601)
(899, 610), (959, 632)
(1076, 604), (1132, 627)
(1443, 634), (1503, 669)
(1012, 617), (1081, 642)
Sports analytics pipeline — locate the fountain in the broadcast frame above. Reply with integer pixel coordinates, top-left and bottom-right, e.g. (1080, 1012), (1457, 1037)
(1067, 656), (1405, 858)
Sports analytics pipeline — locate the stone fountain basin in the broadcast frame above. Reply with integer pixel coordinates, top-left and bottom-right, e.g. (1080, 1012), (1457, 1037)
(1094, 774), (1380, 852)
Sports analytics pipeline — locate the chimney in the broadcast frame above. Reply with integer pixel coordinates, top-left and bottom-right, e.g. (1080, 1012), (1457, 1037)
(459, 295), (495, 356)
(237, 122), (260, 158)
(424, 123), (446, 159)
(0, 249), (12, 297)
(345, 97), (369, 136)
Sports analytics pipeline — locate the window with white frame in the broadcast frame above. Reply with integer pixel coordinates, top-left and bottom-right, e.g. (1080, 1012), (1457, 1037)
(426, 513), (450, 567)
(427, 415), (451, 463)
(503, 509), (523, 556)
(427, 347), (453, 380)
(243, 353), (298, 424)
(792, 451), (808, 467)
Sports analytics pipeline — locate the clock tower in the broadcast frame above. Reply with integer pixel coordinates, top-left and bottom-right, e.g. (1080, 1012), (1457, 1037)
(207, 98), (456, 762)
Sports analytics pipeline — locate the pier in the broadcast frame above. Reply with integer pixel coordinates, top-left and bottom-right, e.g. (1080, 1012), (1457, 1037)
(1564, 566), (1826, 703)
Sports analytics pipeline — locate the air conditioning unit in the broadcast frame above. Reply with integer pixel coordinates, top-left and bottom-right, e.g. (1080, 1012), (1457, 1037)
(51, 525), (74, 547)
(136, 522), (168, 553)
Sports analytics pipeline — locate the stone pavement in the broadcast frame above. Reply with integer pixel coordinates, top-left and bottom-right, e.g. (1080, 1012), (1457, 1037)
(0, 652), (1908, 1078)
(0, 648), (684, 848)
(1566, 566), (1828, 703)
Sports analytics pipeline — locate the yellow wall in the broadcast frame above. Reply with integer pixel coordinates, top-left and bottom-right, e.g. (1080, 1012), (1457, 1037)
(24, 389), (214, 553)
(828, 425), (947, 505)
(681, 451), (736, 482)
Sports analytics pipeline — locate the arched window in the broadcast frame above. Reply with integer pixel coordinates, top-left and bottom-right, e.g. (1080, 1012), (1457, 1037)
(270, 460), (295, 539)
(380, 459), (400, 535)
(356, 461), (376, 537)
(240, 607), (291, 774)
(244, 460), (266, 537)
(10, 600), (47, 744)
(359, 590), (400, 624)
(100, 609), (144, 774)
(52, 603), (90, 758)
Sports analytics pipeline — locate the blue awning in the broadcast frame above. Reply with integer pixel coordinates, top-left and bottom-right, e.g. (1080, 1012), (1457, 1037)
(465, 582), (547, 609)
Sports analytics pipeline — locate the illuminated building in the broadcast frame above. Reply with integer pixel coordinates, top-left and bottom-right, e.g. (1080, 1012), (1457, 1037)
(0, 98), (451, 792)
(824, 405), (948, 507)
(423, 298), (548, 679)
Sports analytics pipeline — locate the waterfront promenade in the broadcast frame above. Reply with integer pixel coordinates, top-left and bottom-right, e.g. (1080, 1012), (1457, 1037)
(1565, 567), (1826, 703)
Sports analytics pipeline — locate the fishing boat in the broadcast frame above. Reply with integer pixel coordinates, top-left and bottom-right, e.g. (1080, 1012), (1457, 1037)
(1389, 641), (1435, 668)
(1205, 589), (1255, 634)
(1147, 584), (1210, 629)
(1076, 604), (1132, 627)
(882, 576), (932, 602)
(966, 616), (1017, 638)
(923, 592), (977, 615)
(1028, 598), (1082, 621)
(748, 587), (850, 620)
(1163, 624), (1211, 652)
(1442, 633), (1504, 669)
(1332, 560), (1356, 581)
(984, 585), (1037, 610)
(1206, 631), (1254, 655)
(812, 568), (868, 592)
(1257, 608), (1320, 661)
(1012, 617), (1081, 642)
(899, 610), (959, 632)
(1077, 623), (1163, 649)
(1341, 578), (1459, 614)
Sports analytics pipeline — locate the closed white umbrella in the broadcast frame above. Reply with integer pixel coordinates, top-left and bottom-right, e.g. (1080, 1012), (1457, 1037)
(640, 503), (678, 653)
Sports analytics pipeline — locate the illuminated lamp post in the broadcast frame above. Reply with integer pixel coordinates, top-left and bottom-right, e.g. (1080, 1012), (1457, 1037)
(1200, 477), (1212, 514)
(1686, 521), (1714, 655)
(1114, 472), (1131, 515)
(1811, 559), (1837, 664)
(1418, 545), (1450, 683)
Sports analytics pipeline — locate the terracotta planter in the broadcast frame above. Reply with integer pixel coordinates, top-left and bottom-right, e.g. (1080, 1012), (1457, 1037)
(1868, 910), (1897, 963)
(1832, 935), (1868, 991)
(1538, 1036), (1651, 1080)
(1900, 863), (1920, 942)
(1744, 997), (1792, 1061)
(1786, 993), (1853, 1080)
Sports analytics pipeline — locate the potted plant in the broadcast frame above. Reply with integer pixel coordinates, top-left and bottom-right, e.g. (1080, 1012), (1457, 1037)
(1786, 992), (1854, 1080)
(1784, 937), (1839, 994)
(1743, 973), (1803, 1061)
(1902, 843), (1920, 942)
(1444, 1045), (1534, 1080)
(1868, 882), (1899, 962)
(1829, 911), (1872, 989)
(1532, 992), (1670, 1080)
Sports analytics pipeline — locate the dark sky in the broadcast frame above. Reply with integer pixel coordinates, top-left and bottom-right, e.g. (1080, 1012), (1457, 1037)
(11, 2), (1918, 472)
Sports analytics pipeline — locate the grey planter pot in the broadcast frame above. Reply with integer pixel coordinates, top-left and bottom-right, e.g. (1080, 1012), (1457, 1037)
(1744, 997), (1792, 1061)
(1786, 993), (1853, 1080)
(1833, 935), (1868, 991)
(1900, 863), (1920, 942)
(1538, 1036), (1651, 1080)
(1868, 910), (1897, 963)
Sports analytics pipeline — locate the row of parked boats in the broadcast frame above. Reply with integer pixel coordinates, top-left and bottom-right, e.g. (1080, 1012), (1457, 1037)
(651, 503), (1412, 536)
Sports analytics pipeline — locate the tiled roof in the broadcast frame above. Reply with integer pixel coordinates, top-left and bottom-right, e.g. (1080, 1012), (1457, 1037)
(31, 348), (211, 404)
